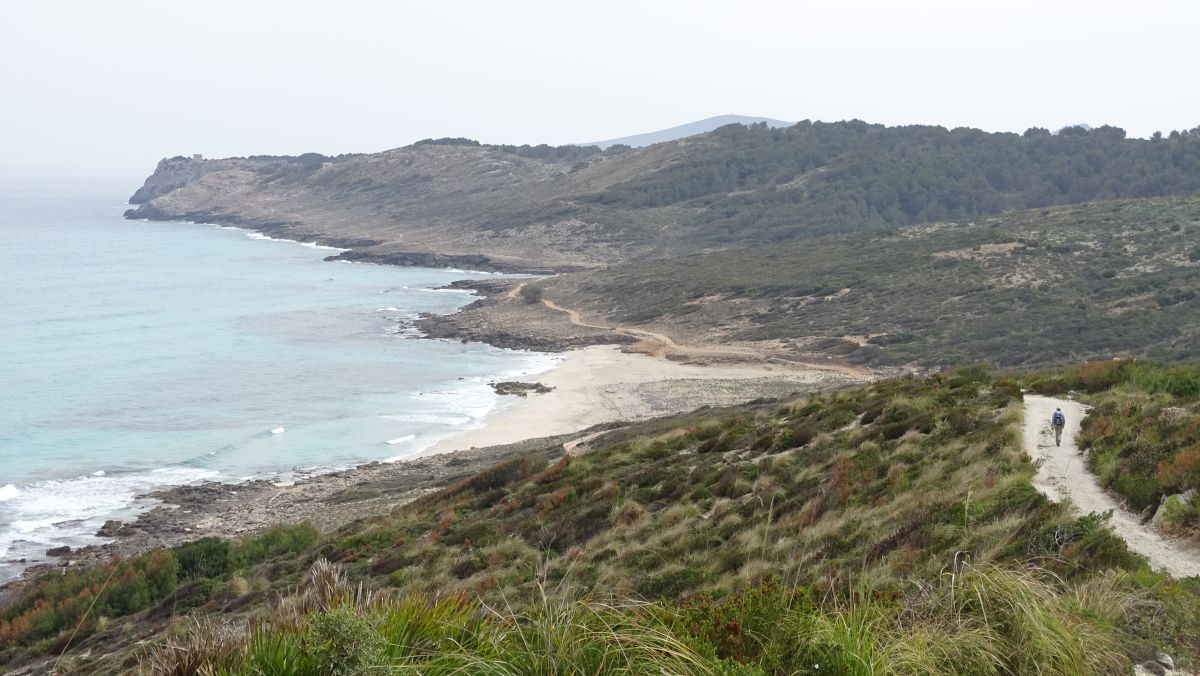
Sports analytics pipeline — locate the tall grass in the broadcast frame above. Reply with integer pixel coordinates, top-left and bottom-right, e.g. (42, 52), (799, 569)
(138, 559), (1141, 675)
(431, 595), (719, 675)
(948, 564), (1128, 675)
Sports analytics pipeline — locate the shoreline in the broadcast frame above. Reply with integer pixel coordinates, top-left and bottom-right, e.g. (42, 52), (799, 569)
(1, 214), (561, 584)
(3, 212), (866, 586)
(6, 345), (861, 588)
(423, 345), (858, 454)
(127, 208), (579, 275)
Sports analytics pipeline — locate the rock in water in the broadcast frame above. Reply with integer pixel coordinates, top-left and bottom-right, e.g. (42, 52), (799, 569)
(490, 381), (554, 397)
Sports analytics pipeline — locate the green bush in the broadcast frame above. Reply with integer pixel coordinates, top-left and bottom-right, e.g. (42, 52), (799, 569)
(308, 607), (385, 675)
(176, 537), (233, 580)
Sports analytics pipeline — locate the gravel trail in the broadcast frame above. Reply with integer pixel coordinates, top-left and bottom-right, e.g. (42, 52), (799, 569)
(1024, 394), (1200, 578)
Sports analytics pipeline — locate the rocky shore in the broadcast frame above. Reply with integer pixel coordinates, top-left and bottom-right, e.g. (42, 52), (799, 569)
(415, 279), (635, 352)
(3, 428), (610, 596)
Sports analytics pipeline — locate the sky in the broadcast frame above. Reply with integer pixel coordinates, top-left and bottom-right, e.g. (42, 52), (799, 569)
(2, 0), (1198, 170)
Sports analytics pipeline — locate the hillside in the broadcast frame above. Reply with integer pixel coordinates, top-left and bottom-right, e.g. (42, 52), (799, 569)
(126, 121), (1200, 272)
(424, 196), (1200, 369)
(580, 114), (793, 149)
(4, 363), (1200, 674)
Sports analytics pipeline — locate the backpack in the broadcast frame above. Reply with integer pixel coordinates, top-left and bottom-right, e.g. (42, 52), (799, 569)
(1052, 411), (1065, 426)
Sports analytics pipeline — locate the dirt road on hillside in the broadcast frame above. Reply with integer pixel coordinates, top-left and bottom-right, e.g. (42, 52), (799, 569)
(1024, 394), (1200, 578)
(537, 294), (870, 378)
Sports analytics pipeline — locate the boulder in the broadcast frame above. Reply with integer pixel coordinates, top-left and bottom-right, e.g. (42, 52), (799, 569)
(45, 545), (72, 557)
(96, 519), (124, 537)
(1161, 407), (1191, 424)
(1150, 490), (1197, 532)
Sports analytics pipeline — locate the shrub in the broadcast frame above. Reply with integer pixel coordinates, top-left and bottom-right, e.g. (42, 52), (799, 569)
(308, 606), (385, 675)
(519, 284), (545, 304)
(1159, 494), (1198, 535)
(637, 566), (707, 599)
(1156, 446), (1200, 494)
(176, 537), (233, 580)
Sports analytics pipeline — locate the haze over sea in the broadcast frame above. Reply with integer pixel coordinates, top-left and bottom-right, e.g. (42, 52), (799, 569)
(0, 170), (556, 578)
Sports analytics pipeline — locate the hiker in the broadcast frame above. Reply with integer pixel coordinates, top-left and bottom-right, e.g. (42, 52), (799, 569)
(1050, 407), (1066, 447)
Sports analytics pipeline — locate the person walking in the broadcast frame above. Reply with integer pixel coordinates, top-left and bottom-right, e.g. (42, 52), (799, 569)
(1050, 407), (1066, 447)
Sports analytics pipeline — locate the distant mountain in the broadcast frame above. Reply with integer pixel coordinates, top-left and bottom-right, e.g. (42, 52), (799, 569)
(581, 114), (792, 149)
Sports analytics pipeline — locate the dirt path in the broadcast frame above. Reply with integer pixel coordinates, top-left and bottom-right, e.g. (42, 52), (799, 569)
(494, 281), (870, 378)
(1024, 394), (1200, 578)
(539, 298), (871, 378)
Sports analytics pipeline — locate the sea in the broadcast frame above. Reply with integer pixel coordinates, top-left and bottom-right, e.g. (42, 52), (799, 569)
(0, 169), (558, 580)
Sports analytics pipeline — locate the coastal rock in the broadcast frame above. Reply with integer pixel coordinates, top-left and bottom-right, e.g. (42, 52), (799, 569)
(1161, 407), (1191, 424)
(45, 545), (72, 557)
(327, 249), (573, 275)
(96, 519), (124, 537)
(1134, 653), (1192, 676)
(490, 381), (554, 397)
(1150, 490), (1197, 531)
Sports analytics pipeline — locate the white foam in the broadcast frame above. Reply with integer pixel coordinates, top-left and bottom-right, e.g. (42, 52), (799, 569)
(383, 434), (443, 462)
(385, 434), (416, 445)
(0, 466), (219, 579)
(299, 241), (347, 252)
(425, 288), (476, 294)
(399, 285), (476, 295)
(445, 268), (501, 275)
(236, 231), (347, 252)
(385, 413), (474, 426)
(271, 426), (285, 434)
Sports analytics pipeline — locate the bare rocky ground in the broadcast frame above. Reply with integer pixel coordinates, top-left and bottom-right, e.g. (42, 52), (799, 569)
(415, 279), (632, 352)
(418, 279), (882, 380)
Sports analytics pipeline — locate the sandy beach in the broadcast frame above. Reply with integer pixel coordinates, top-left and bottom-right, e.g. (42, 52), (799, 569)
(426, 345), (861, 454)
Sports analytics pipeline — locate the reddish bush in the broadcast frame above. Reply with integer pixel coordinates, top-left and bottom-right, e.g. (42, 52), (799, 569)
(1155, 445), (1200, 493)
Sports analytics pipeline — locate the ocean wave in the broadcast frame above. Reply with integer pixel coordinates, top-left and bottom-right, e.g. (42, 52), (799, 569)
(444, 268), (501, 275)
(239, 231), (347, 252)
(0, 466), (218, 579)
(399, 286), (476, 295)
(385, 433), (416, 445)
(383, 413), (475, 426)
(298, 241), (347, 252)
(244, 231), (285, 242)
(383, 434), (443, 462)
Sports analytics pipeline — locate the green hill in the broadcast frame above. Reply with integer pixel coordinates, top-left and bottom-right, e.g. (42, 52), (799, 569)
(125, 121), (1200, 271)
(5, 363), (1200, 674)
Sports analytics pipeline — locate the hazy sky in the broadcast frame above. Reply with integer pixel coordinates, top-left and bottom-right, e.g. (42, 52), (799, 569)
(3, 0), (1197, 170)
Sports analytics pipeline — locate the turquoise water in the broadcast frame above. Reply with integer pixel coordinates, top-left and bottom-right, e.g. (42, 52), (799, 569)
(0, 170), (556, 577)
